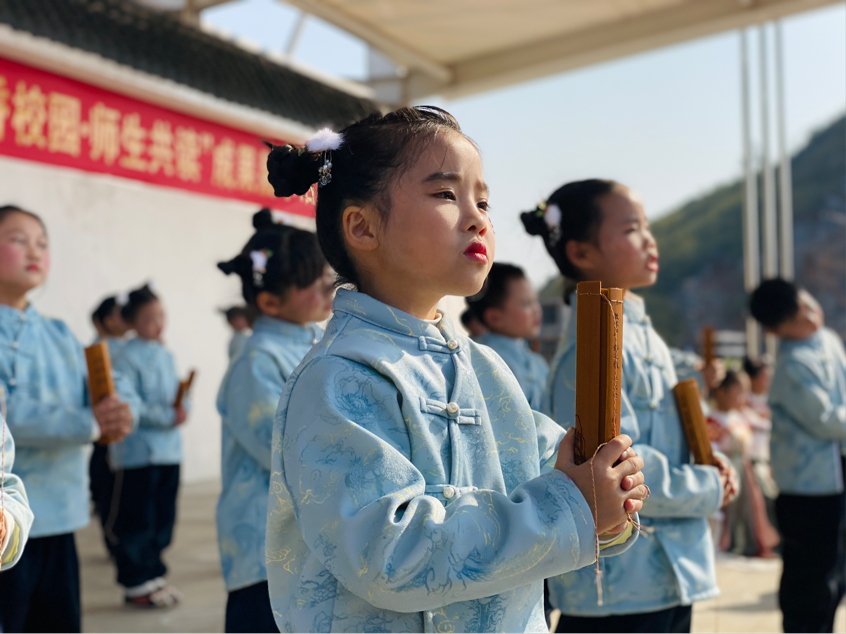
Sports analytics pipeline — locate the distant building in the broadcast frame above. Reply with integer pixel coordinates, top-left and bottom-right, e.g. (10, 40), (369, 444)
(0, 0), (379, 481)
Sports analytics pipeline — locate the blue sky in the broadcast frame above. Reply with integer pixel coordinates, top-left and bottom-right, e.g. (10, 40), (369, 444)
(205, 1), (846, 285)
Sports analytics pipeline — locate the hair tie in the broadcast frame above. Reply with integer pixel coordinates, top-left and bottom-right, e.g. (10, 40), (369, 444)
(250, 249), (272, 288)
(116, 293), (129, 306)
(306, 128), (344, 188)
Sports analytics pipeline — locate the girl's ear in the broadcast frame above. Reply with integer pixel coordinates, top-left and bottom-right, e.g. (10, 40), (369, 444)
(343, 204), (380, 253)
(564, 238), (595, 274)
(256, 290), (286, 317)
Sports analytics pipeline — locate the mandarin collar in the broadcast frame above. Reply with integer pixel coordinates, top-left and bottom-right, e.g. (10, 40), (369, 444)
(332, 289), (455, 342)
(252, 315), (320, 344)
(0, 303), (40, 323)
(776, 329), (822, 355)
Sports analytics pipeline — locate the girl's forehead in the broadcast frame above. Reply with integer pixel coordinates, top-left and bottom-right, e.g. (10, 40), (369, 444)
(0, 211), (45, 233)
(407, 132), (482, 177)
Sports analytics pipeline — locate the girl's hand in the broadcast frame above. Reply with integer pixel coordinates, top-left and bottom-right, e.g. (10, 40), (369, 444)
(714, 455), (739, 507)
(174, 406), (188, 427)
(700, 359), (725, 393)
(555, 428), (648, 534)
(93, 395), (133, 443)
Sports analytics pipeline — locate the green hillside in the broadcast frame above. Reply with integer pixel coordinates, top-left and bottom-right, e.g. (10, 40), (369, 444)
(641, 113), (845, 346)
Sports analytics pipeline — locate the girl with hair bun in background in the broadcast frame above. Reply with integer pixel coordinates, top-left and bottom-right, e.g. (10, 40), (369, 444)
(216, 208), (333, 633)
(523, 180), (738, 633)
(109, 283), (188, 608)
(0, 205), (135, 632)
(262, 108), (648, 633)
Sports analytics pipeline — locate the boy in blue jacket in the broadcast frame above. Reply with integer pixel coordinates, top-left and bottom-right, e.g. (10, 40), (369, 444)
(750, 278), (846, 633)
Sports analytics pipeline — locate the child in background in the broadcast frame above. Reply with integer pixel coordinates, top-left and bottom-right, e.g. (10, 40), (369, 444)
(466, 262), (548, 410)
(263, 108), (647, 633)
(750, 278), (846, 632)
(221, 305), (253, 361)
(524, 180), (736, 633)
(0, 205), (134, 632)
(1, 420), (35, 570)
(708, 371), (779, 557)
(109, 284), (188, 608)
(459, 307), (487, 339)
(89, 295), (133, 556)
(216, 209), (333, 633)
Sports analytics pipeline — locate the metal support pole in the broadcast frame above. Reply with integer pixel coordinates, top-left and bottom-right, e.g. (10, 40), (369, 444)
(741, 29), (761, 359)
(285, 13), (307, 57)
(759, 25), (778, 280)
(775, 21), (794, 280)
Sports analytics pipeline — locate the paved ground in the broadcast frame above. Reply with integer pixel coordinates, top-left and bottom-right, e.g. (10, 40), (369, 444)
(78, 480), (844, 633)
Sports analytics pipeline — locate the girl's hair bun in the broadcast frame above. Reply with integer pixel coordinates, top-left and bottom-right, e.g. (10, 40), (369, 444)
(520, 206), (548, 237)
(266, 144), (321, 198)
(252, 208), (275, 231)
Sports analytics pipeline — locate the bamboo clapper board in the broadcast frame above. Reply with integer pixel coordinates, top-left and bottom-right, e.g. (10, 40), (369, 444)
(174, 370), (196, 409)
(85, 342), (116, 406)
(673, 378), (717, 466)
(574, 281), (624, 465)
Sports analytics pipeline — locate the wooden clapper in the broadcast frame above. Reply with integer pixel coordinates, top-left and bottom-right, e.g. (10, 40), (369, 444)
(85, 342), (117, 445)
(574, 281), (624, 464)
(174, 370), (196, 409)
(673, 378), (716, 466)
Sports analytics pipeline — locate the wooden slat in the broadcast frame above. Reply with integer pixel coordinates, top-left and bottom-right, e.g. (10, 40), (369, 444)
(174, 369), (196, 409)
(85, 342), (116, 406)
(673, 378), (716, 466)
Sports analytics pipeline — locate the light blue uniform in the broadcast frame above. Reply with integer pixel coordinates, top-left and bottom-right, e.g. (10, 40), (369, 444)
(110, 338), (184, 470)
(228, 331), (250, 361)
(99, 335), (127, 360)
(216, 316), (320, 592)
(476, 332), (549, 410)
(545, 294), (723, 615)
(0, 305), (132, 538)
(768, 327), (846, 495)
(1, 423), (33, 568)
(266, 289), (637, 633)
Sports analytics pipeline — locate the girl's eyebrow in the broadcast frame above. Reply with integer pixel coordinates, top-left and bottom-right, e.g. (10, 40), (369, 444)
(424, 171), (490, 194)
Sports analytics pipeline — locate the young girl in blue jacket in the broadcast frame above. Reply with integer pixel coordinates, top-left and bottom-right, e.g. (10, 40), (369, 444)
(0, 205), (134, 632)
(523, 180), (738, 633)
(262, 108), (649, 633)
(216, 209), (334, 633)
(110, 284), (188, 607)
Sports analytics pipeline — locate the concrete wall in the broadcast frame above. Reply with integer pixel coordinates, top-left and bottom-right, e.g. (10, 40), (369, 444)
(0, 155), (468, 482)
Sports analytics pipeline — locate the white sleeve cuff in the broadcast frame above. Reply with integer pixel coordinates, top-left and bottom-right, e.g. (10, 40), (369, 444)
(91, 419), (102, 442)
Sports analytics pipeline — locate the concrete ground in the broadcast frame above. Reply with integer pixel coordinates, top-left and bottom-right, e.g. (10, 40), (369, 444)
(78, 480), (845, 633)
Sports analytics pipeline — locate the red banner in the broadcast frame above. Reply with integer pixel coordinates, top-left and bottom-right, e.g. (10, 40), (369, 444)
(0, 56), (314, 217)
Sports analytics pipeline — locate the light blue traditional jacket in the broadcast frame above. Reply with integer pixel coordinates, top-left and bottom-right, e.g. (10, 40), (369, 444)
(110, 338), (184, 469)
(0, 305), (109, 537)
(228, 331), (250, 361)
(98, 335), (127, 360)
(545, 294), (722, 615)
(1, 424), (33, 568)
(216, 316), (320, 592)
(266, 289), (637, 633)
(475, 332), (549, 410)
(768, 327), (846, 495)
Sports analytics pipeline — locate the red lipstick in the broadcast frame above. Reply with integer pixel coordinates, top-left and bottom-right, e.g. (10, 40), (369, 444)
(26, 264), (40, 272)
(646, 254), (659, 273)
(464, 241), (488, 263)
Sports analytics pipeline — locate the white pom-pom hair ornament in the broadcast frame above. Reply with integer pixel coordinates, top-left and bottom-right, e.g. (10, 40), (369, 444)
(544, 204), (562, 229)
(116, 292), (129, 306)
(270, 210), (287, 225)
(250, 250), (269, 273)
(306, 128), (344, 153)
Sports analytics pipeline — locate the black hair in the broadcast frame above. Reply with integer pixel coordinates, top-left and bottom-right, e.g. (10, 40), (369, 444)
(92, 296), (119, 327)
(221, 305), (253, 324)
(742, 355), (770, 379)
(0, 205), (47, 232)
(466, 262), (527, 327)
(749, 278), (800, 329)
(266, 106), (469, 288)
(716, 369), (743, 392)
(520, 179), (621, 284)
(121, 283), (158, 323)
(460, 308), (477, 329)
(217, 208), (326, 307)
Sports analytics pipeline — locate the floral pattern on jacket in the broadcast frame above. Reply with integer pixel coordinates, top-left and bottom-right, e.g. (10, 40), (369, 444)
(545, 294), (723, 615)
(216, 316), (320, 592)
(266, 289), (637, 633)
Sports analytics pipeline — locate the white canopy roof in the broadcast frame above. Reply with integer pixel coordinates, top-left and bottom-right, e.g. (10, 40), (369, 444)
(279, 0), (838, 100)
